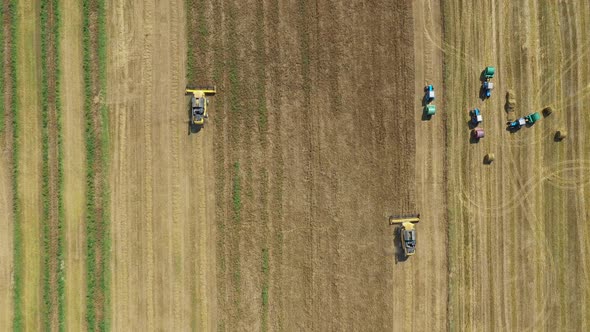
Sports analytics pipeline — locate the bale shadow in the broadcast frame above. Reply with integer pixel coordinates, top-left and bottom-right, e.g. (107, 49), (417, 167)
(466, 118), (477, 129)
(506, 125), (520, 134)
(479, 69), (487, 83)
(188, 122), (203, 135)
(542, 107), (553, 118)
(422, 94), (429, 107)
(469, 136), (481, 144)
(554, 131), (566, 142)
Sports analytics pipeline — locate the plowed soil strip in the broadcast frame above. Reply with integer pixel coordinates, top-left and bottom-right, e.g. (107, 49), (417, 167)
(40, 0), (64, 329)
(0, 0), (16, 329)
(82, 0), (109, 329)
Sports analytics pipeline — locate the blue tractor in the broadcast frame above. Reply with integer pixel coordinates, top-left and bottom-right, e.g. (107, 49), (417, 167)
(507, 117), (526, 130)
(424, 85), (435, 103)
(482, 81), (494, 98)
(470, 108), (483, 126)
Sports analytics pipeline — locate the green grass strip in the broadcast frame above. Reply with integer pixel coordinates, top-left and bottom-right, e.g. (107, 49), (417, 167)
(232, 162), (241, 223)
(40, 0), (65, 329)
(40, 0), (52, 330)
(82, 0), (109, 329)
(82, 0), (97, 329)
(232, 162), (242, 312)
(255, 0), (267, 135)
(261, 248), (269, 332)
(53, 0), (65, 328)
(10, 0), (22, 329)
(97, 0), (111, 330)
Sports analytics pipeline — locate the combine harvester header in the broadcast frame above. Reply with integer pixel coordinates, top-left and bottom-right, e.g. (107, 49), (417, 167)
(389, 213), (420, 225)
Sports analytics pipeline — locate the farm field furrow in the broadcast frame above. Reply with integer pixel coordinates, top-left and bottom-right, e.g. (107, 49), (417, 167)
(40, 0), (64, 329)
(15, 0), (42, 330)
(61, 0), (87, 329)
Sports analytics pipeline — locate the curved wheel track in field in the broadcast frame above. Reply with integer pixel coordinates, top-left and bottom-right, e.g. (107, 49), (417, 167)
(458, 159), (590, 215)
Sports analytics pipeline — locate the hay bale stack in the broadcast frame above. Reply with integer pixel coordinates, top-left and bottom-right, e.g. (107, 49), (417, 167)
(506, 90), (516, 109)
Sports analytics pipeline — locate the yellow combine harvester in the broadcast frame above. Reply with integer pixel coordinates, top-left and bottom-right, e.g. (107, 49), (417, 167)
(389, 214), (420, 257)
(186, 85), (216, 127)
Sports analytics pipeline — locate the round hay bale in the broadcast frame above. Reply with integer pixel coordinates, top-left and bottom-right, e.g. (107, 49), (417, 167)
(484, 153), (495, 164)
(543, 106), (553, 117)
(555, 130), (567, 140)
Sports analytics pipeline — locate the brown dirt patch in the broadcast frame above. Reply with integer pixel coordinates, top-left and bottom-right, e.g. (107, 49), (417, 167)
(196, 0), (419, 330)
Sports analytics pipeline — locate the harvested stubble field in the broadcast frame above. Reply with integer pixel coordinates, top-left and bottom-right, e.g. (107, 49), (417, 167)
(0, 0), (589, 331)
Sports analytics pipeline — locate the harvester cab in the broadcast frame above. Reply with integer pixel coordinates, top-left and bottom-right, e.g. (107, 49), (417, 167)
(186, 85), (216, 127)
(389, 214), (420, 258)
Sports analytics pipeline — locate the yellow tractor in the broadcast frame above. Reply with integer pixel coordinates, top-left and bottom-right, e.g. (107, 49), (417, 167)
(186, 85), (216, 127)
(389, 214), (420, 258)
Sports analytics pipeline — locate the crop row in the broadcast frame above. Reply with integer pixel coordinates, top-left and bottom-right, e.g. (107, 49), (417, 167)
(9, 0), (22, 329)
(82, 0), (109, 330)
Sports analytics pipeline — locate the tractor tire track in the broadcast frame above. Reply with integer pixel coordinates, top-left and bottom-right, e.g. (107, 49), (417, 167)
(140, 0), (155, 329)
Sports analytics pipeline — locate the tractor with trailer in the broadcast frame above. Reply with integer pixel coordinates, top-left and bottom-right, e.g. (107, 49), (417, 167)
(470, 108), (483, 126)
(424, 85), (435, 103)
(389, 214), (420, 258)
(507, 117), (526, 130)
(507, 112), (541, 130)
(481, 66), (495, 99)
(186, 85), (216, 130)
